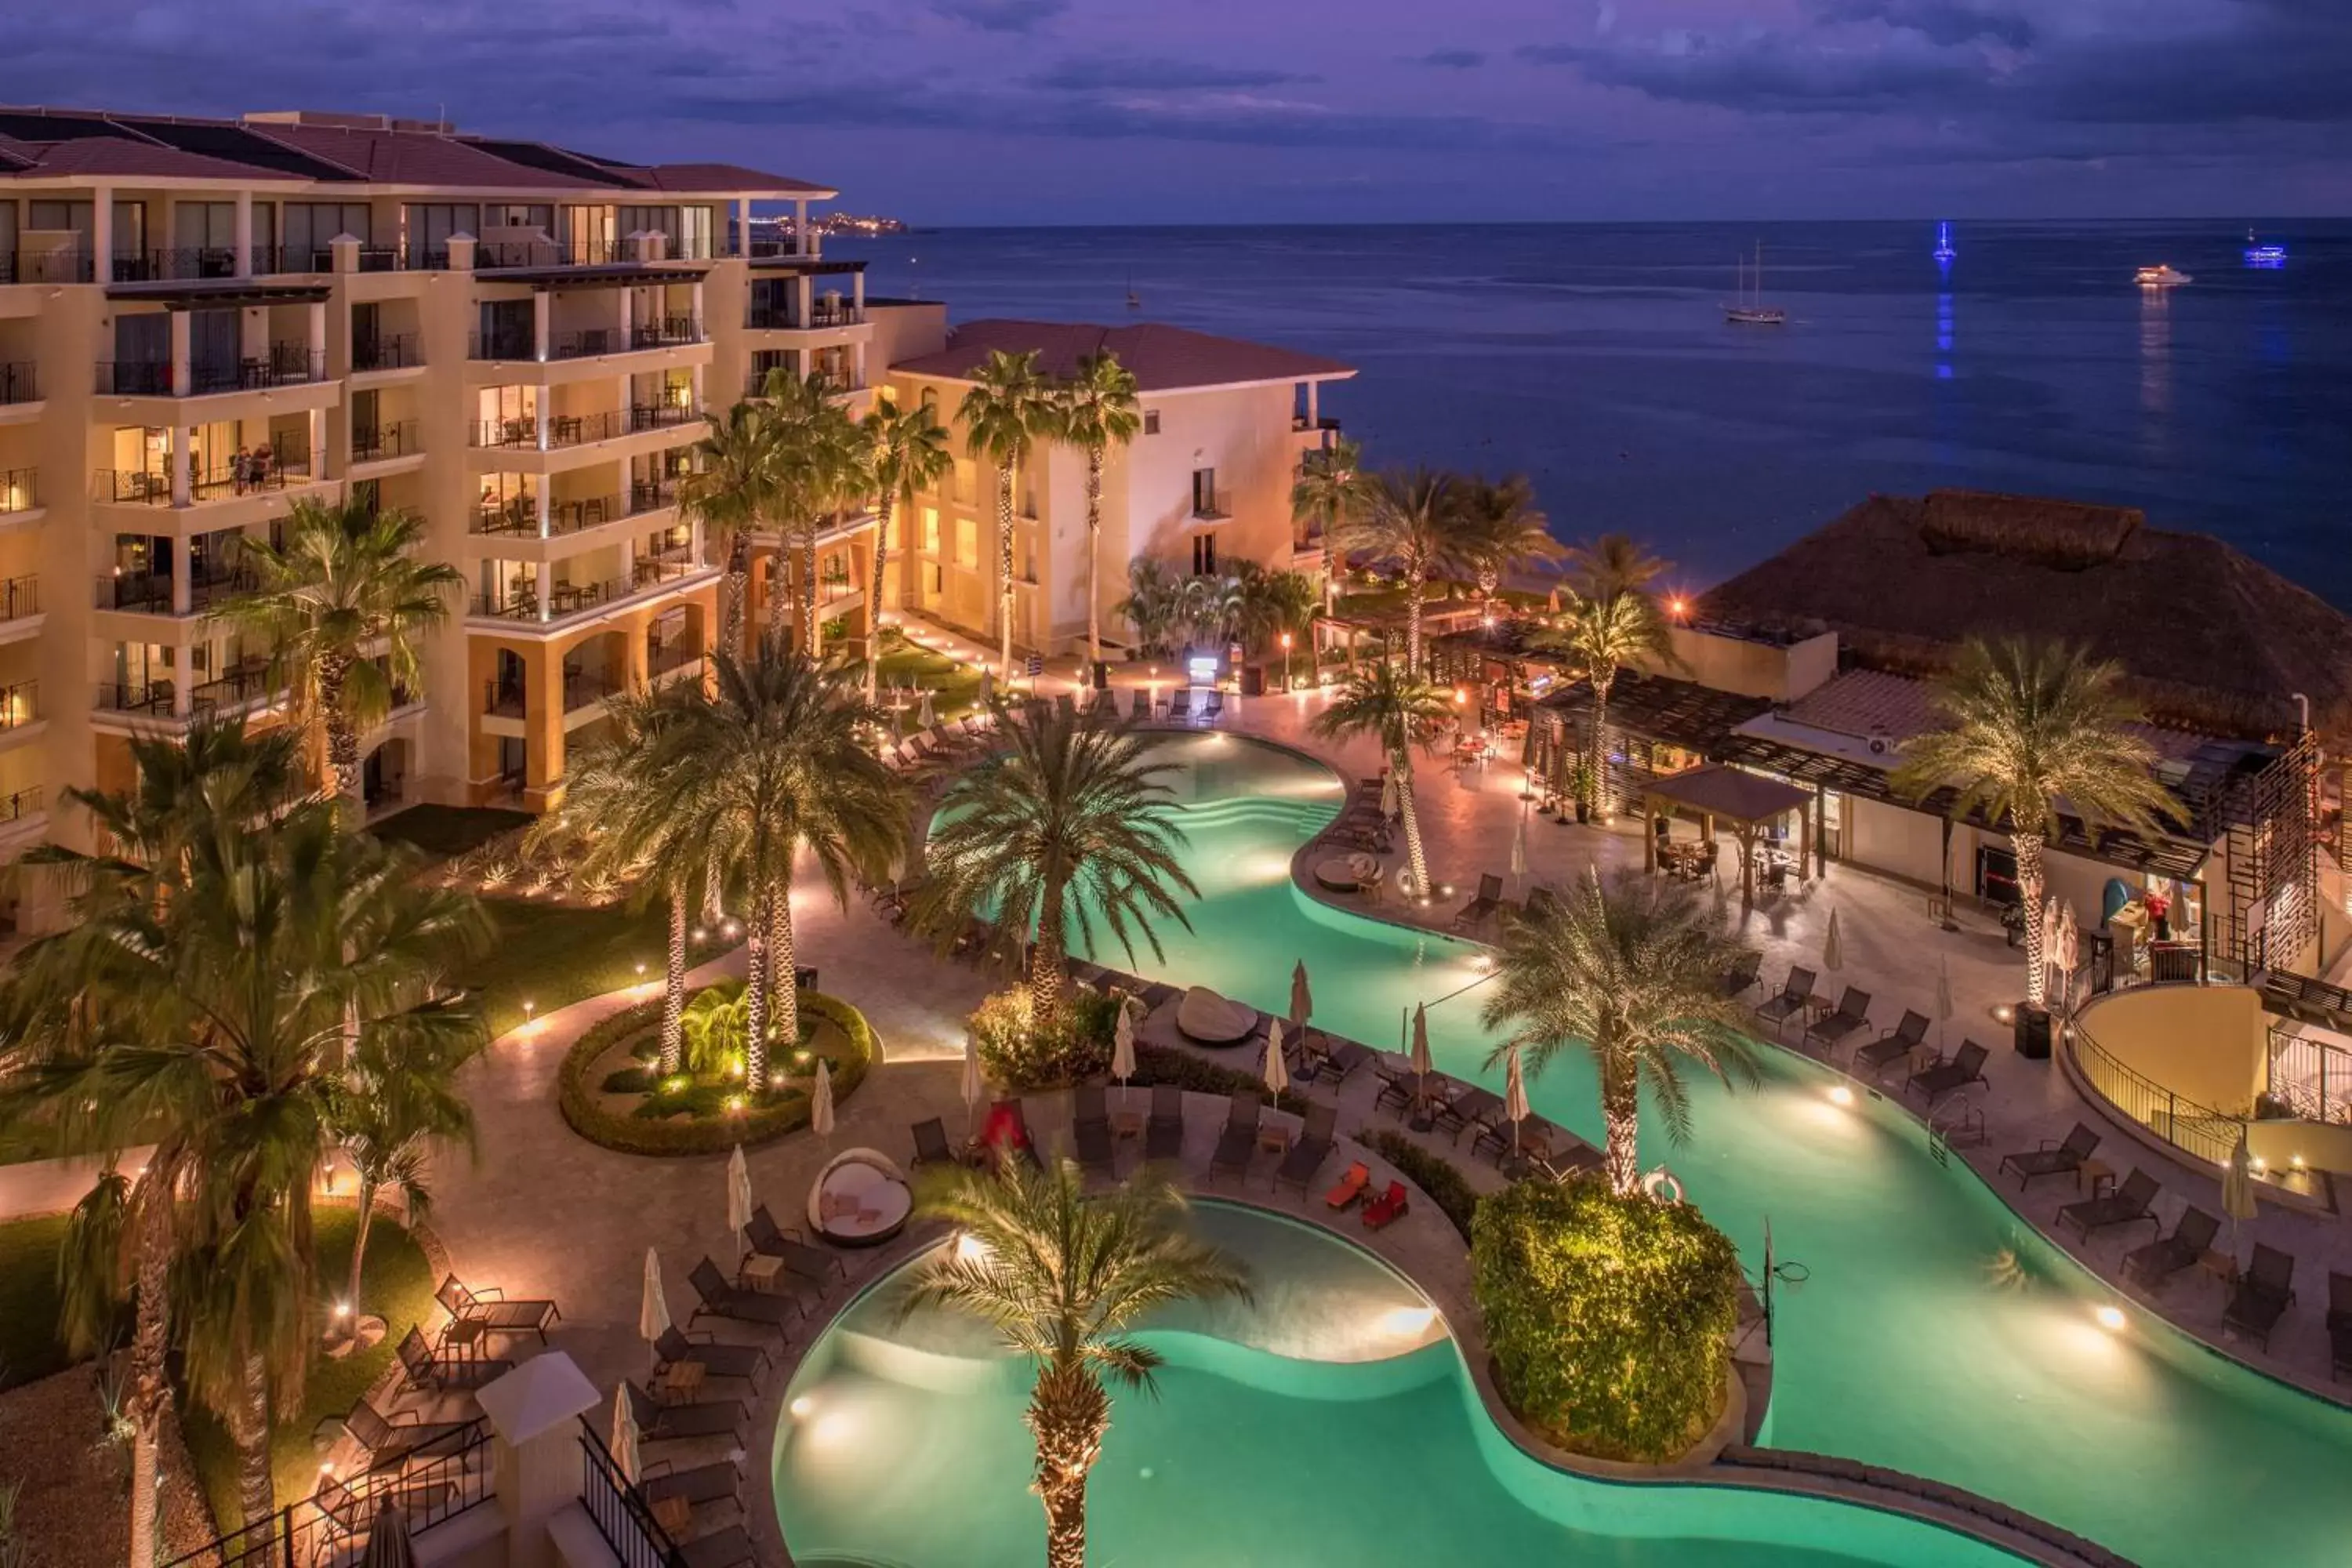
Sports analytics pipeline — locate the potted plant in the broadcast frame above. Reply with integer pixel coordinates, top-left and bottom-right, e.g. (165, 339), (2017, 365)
(1566, 762), (1597, 824)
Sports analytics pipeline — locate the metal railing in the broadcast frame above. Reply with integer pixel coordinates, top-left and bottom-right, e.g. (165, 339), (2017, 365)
(469, 328), (538, 362)
(0, 362), (36, 404)
(96, 668), (276, 720)
(632, 315), (704, 349)
(2069, 1011), (2244, 1167)
(94, 446), (315, 504)
(4, 249), (96, 284)
(96, 569), (256, 615)
(577, 1417), (684, 1568)
(648, 645), (704, 683)
(352, 332), (423, 372)
(477, 237), (626, 270)
(2267, 1023), (2352, 1126)
(0, 575), (39, 621)
(630, 401), (702, 433)
(0, 786), (43, 825)
(0, 468), (34, 515)
(746, 302), (863, 330)
(107, 247), (244, 282)
(96, 349), (328, 397)
(353, 420), (422, 463)
(160, 1417), (492, 1568)
(0, 680), (35, 730)
(471, 555), (702, 622)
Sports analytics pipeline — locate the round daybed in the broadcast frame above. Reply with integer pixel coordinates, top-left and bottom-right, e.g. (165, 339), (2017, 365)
(1176, 986), (1260, 1046)
(808, 1148), (912, 1247)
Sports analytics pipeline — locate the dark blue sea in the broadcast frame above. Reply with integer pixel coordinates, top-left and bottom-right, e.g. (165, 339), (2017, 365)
(835, 220), (2352, 606)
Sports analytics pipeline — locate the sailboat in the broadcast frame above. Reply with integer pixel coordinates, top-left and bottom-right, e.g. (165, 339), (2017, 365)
(1933, 221), (1957, 263)
(1723, 245), (1787, 326)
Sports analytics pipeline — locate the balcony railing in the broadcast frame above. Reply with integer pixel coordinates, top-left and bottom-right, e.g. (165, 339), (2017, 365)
(353, 420), (422, 463)
(746, 238), (823, 260)
(0, 681), (35, 730)
(746, 303), (863, 330)
(476, 238), (626, 270)
(648, 644), (704, 683)
(94, 348), (328, 397)
(470, 328), (538, 362)
(0, 469), (34, 515)
(483, 680), (525, 718)
(578, 1416), (686, 1568)
(107, 247), (243, 283)
(474, 479), (681, 539)
(0, 786), (42, 825)
(0, 575), (39, 622)
(353, 332), (423, 372)
(158, 1417), (493, 1568)
(96, 673), (276, 718)
(3, 249), (95, 285)
(470, 405), (701, 452)
(93, 445), (317, 505)
(96, 568), (256, 615)
(471, 554), (704, 622)
(0, 363), (35, 404)
(744, 369), (859, 399)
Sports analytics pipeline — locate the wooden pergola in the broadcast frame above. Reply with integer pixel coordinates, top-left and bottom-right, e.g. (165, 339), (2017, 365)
(1642, 765), (1817, 905)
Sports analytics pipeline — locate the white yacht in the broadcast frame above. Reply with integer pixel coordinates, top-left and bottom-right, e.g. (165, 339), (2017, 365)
(2134, 263), (2192, 288)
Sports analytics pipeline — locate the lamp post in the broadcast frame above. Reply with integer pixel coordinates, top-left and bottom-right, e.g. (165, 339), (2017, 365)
(1279, 631), (1293, 692)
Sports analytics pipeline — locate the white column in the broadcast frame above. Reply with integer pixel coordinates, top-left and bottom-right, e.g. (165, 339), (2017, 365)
(797, 274), (813, 331)
(1307, 380), (1320, 426)
(307, 299), (327, 365)
(535, 485), (552, 539)
(91, 187), (114, 281)
(617, 285), (634, 350)
(532, 292), (551, 361)
(534, 397), (550, 452)
(793, 201), (809, 256)
(617, 374), (631, 433)
(735, 197), (752, 256)
(689, 278), (704, 337)
(162, 198), (178, 276)
(234, 191), (254, 277)
(169, 311), (192, 399)
(853, 339), (868, 390)
(172, 554), (191, 616)
(169, 423), (191, 506)
(689, 363), (704, 417)
(477, 1355), (601, 1568)
(853, 270), (866, 314)
(308, 406), (326, 478)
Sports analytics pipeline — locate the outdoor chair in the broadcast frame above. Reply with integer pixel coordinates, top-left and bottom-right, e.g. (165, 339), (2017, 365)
(1210, 1091), (1262, 1181)
(1719, 949), (1764, 998)
(2056, 1168), (2162, 1244)
(655, 1326), (771, 1387)
(2328, 1274), (2352, 1381)
(2121, 1206), (2219, 1288)
(625, 1380), (747, 1445)
(1802, 987), (1872, 1055)
(1310, 1032), (1371, 1084)
(396, 1325), (510, 1393)
(1144, 1083), (1188, 1163)
(1202, 690), (1225, 721)
(1169, 688), (1192, 720)
(1451, 873), (1504, 931)
(686, 1257), (804, 1333)
(677, 1526), (757, 1568)
(1374, 1065), (1425, 1119)
(1998, 1124), (2102, 1190)
(1363, 1181), (1410, 1229)
(1853, 1011), (1929, 1080)
(1131, 688), (1153, 720)
(1523, 886), (1560, 920)
(1272, 1102), (1338, 1193)
(1073, 1083), (1116, 1176)
(641, 1457), (743, 1517)
(1057, 693), (1078, 720)
(2223, 1244), (2296, 1352)
(1325, 1160), (1371, 1209)
(746, 1205), (850, 1286)
(435, 1276), (560, 1345)
(909, 1116), (957, 1168)
(1906, 1041), (1990, 1106)
(1754, 967), (1816, 1036)
(343, 1396), (477, 1475)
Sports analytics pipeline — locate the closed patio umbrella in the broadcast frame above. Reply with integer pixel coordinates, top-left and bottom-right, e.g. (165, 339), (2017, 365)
(1112, 1000), (1138, 1114)
(1504, 1044), (1529, 1153)
(1263, 1022), (1289, 1097)
(1821, 909), (1842, 974)
(725, 1144), (752, 1259)
(1410, 1003), (1432, 1077)
(361, 1499), (416, 1568)
(638, 1246), (670, 1346)
(811, 1059), (836, 1140)
(961, 1029), (985, 1138)
(918, 689), (936, 728)
(1509, 804), (1528, 886)
(609, 1387), (641, 1485)
(2057, 902), (2082, 1007)
(1380, 771), (1398, 822)
(1289, 960), (1313, 1029)
(2223, 1125), (2259, 1249)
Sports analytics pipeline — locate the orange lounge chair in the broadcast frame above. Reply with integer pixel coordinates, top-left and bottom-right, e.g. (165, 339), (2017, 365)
(1363, 1181), (1409, 1229)
(1325, 1160), (1371, 1210)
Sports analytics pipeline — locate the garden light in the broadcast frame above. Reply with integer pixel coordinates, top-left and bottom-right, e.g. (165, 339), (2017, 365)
(1828, 1084), (1854, 1106)
(2095, 1305), (2125, 1332)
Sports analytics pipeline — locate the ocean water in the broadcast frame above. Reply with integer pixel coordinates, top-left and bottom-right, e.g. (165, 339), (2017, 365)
(835, 220), (2352, 605)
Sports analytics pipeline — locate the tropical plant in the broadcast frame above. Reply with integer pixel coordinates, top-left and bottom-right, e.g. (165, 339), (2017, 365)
(1481, 867), (1760, 1194)
(1310, 660), (1454, 898)
(630, 648), (907, 1083)
(765, 371), (866, 657)
(1892, 637), (2176, 1009)
(913, 704), (1198, 1036)
(1051, 351), (1142, 667)
(859, 397), (954, 700)
(898, 1160), (1252, 1568)
(1291, 436), (1367, 612)
(1538, 580), (1678, 816)
(1566, 532), (1668, 601)
(330, 1022), (481, 1318)
(226, 495), (460, 805)
(959, 350), (1058, 680)
(1454, 474), (1559, 618)
(681, 979), (752, 1078)
(1329, 467), (1474, 671)
(1116, 558), (1186, 658)
(681, 396), (785, 656)
(1225, 563), (1320, 662)
(965, 985), (1123, 1091)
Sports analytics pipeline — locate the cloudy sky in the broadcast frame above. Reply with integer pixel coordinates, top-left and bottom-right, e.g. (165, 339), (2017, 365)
(9, 0), (2349, 223)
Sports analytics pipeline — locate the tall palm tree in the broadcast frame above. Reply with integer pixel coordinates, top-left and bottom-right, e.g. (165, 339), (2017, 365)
(859, 398), (953, 702)
(1311, 660), (1454, 899)
(1329, 467), (1470, 671)
(1893, 638), (2176, 1009)
(900, 1160), (1251, 1568)
(329, 1022), (481, 1316)
(1291, 437), (1367, 613)
(1566, 532), (1668, 601)
(1227, 564), (1319, 665)
(637, 648), (907, 1081)
(1482, 868), (1760, 1194)
(1114, 558), (1185, 659)
(681, 397), (783, 656)
(1051, 351), (1142, 668)
(960, 350), (1057, 681)
(913, 704), (1198, 1034)
(1539, 583), (1676, 816)
(1454, 474), (1558, 619)
(227, 496), (459, 806)
(765, 372), (865, 658)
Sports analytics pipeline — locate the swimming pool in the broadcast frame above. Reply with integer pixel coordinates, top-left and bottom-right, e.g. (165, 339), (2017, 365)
(791, 732), (2352, 1566)
(775, 1202), (2027, 1567)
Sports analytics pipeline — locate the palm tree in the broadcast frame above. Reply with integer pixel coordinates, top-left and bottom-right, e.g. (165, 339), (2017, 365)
(636, 648), (907, 1082)
(915, 704), (1197, 1035)
(1539, 583), (1676, 816)
(1566, 532), (1668, 601)
(1454, 475), (1558, 619)
(899, 1160), (1251, 1568)
(329, 1022), (481, 1318)
(1291, 437), (1367, 613)
(1311, 660), (1454, 899)
(765, 372), (865, 658)
(1114, 559), (1184, 659)
(681, 397), (784, 656)
(227, 496), (459, 806)
(1893, 638), (2176, 1009)
(1329, 467), (1470, 672)
(859, 397), (953, 702)
(959, 350), (1058, 681)
(1051, 352), (1142, 668)
(1227, 564), (1320, 666)
(1482, 868), (1761, 1194)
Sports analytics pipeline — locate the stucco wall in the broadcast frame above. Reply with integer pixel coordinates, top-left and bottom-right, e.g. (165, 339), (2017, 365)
(2078, 984), (2266, 1117)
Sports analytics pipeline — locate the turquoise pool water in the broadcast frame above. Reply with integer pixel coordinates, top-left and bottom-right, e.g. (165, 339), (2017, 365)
(786, 733), (2352, 1566)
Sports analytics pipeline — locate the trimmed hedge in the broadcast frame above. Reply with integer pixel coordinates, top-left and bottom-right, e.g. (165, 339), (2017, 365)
(558, 988), (877, 1156)
(1131, 1041), (1308, 1116)
(1367, 1130), (1482, 1242)
(1471, 1178), (1740, 1464)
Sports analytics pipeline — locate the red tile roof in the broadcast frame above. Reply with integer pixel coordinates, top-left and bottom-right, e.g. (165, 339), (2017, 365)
(5, 136), (306, 181)
(250, 123), (605, 187)
(894, 320), (1355, 392)
(630, 162), (833, 196)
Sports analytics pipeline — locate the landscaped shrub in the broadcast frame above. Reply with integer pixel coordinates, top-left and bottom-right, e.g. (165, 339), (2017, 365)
(1130, 1041), (1308, 1116)
(601, 1065), (658, 1094)
(1367, 1130), (1481, 1242)
(968, 987), (1123, 1091)
(1471, 1178), (1741, 1464)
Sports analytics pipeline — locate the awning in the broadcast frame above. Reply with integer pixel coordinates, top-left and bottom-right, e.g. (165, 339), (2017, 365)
(1644, 765), (1812, 826)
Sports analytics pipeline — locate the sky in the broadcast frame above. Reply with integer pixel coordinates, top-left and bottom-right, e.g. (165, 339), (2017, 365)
(8, 0), (2350, 224)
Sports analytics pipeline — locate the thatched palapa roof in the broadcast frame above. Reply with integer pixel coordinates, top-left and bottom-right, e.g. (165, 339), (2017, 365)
(1697, 490), (2352, 742)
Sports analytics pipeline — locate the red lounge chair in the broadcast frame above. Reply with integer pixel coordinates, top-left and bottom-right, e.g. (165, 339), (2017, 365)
(1325, 1160), (1371, 1210)
(1363, 1181), (1409, 1229)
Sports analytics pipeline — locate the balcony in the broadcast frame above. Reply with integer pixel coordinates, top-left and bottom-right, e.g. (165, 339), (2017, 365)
(0, 364), (35, 405)
(0, 786), (43, 827)
(470, 321), (706, 364)
(477, 238), (627, 271)
(745, 369), (861, 400)
(352, 333), (423, 373)
(648, 644), (705, 684)
(95, 664), (276, 722)
(746, 303), (863, 331)
(352, 421), (422, 464)
(470, 553), (707, 623)
(472, 478), (680, 539)
(3, 250), (94, 285)
(469, 405), (704, 453)
(96, 567), (256, 617)
(95, 347), (328, 397)
(94, 445), (318, 506)
(0, 575), (40, 625)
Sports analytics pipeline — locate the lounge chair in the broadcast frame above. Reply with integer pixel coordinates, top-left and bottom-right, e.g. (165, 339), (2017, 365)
(1168, 688), (1192, 720)
(343, 1397), (477, 1475)
(1210, 1091), (1262, 1181)
(909, 1116), (957, 1169)
(1073, 1083), (1116, 1176)
(989, 1098), (1043, 1167)
(1905, 1041), (1989, 1106)
(1325, 1160), (1371, 1210)
(2120, 1206), (2219, 1288)
(655, 1326), (770, 1387)
(1998, 1123), (2101, 1190)
(746, 1205), (849, 1287)
(1451, 873), (1504, 931)
(624, 1381), (747, 1444)
(1753, 967), (1816, 1036)
(396, 1325), (511, 1393)
(686, 1257), (803, 1333)
(641, 1457), (743, 1516)
(1131, 688), (1153, 720)
(1363, 1180), (1409, 1229)
(1308, 1032), (1370, 1084)
(1802, 987), (1871, 1055)
(436, 1275), (561, 1345)
(1853, 1011), (1929, 1080)
(2056, 1168), (2162, 1244)
(1144, 1083), (1186, 1163)
(2223, 1244), (2296, 1352)
(1201, 690), (1225, 722)
(1272, 1102), (1338, 1193)
(1719, 949), (1763, 998)
(677, 1526), (757, 1568)
(2328, 1273), (2352, 1381)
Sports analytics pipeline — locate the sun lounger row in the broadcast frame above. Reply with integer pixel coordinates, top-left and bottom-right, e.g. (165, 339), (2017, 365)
(1751, 965), (1987, 1105)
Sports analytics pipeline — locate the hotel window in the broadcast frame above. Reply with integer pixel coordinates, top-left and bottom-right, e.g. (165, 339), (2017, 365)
(172, 203), (238, 275)
(1192, 533), (1218, 576)
(401, 205), (479, 264)
(921, 506), (941, 555)
(561, 205), (616, 262)
(1143, 409), (1160, 436)
(1191, 468), (1220, 517)
(283, 203), (371, 270)
(483, 204), (554, 234)
(954, 517), (980, 570)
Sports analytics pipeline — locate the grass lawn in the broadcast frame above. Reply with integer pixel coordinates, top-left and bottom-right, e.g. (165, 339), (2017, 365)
(181, 1205), (436, 1530)
(463, 896), (728, 1040)
(874, 644), (986, 721)
(371, 804), (533, 861)
(0, 1213), (78, 1389)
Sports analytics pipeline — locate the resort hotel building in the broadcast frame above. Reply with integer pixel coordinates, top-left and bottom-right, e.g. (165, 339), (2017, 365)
(0, 102), (1353, 920)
